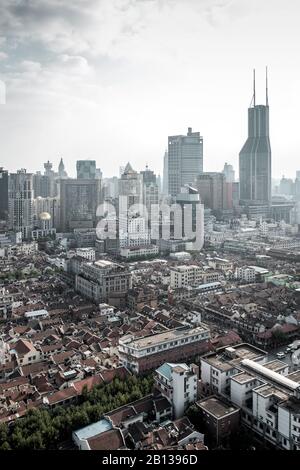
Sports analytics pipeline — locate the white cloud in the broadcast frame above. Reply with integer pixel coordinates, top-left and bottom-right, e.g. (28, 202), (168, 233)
(0, 0), (300, 178)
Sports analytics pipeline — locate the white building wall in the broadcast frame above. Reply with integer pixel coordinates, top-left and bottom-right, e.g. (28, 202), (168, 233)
(200, 361), (211, 388)
(172, 371), (185, 418)
(230, 381), (248, 407)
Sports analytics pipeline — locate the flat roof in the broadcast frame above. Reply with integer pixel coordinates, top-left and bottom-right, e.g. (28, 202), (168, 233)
(73, 419), (112, 441)
(24, 309), (49, 318)
(286, 371), (300, 384)
(231, 372), (255, 384)
(198, 397), (238, 419)
(196, 282), (221, 289)
(263, 360), (288, 372)
(124, 326), (208, 349)
(94, 260), (115, 267)
(254, 384), (289, 401)
(247, 266), (269, 274)
(203, 344), (266, 372)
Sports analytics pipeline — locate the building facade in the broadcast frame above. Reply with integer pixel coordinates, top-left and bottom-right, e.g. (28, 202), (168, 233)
(239, 71), (272, 205)
(59, 178), (101, 231)
(76, 160), (97, 180)
(168, 128), (203, 197)
(9, 170), (34, 239)
(118, 325), (211, 374)
(0, 168), (8, 220)
(155, 362), (199, 418)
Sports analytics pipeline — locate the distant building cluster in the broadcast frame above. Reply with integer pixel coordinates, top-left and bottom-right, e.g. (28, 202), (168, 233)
(0, 71), (300, 452)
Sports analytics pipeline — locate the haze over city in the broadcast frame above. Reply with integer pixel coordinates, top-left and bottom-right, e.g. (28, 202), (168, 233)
(0, 0), (300, 178)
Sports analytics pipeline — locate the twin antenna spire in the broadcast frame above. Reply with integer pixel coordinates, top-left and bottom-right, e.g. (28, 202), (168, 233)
(251, 67), (269, 107)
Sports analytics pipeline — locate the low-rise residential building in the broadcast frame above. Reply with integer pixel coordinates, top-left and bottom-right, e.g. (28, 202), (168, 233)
(127, 287), (158, 312)
(170, 265), (203, 289)
(75, 260), (132, 306)
(199, 343), (300, 450)
(235, 266), (256, 283)
(155, 362), (199, 418)
(9, 339), (42, 366)
(120, 244), (159, 259)
(75, 248), (96, 261)
(196, 396), (240, 445)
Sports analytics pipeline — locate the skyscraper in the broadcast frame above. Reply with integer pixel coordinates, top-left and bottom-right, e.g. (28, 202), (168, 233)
(118, 163), (143, 209)
(239, 69), (272, 205)
(58, 158), (68, 178)
(33, 172), (51, 198)
(0, 168), (9, 220)
(196, 172), (232, 213)
(59, 178), (101, 231)
(162, 150), (169, 195)
(9, 169), (34, 238)
(223, 163), (235, 183)
(77, 160), (96, 179)
(168, 127), (203, 197)
(140, 166), (159, 222)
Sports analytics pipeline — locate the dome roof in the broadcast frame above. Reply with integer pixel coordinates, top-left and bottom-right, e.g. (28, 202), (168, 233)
(39, 212), (51, 221)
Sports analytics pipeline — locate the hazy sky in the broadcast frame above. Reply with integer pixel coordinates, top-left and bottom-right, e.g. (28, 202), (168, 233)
(0, 0), (299, 179)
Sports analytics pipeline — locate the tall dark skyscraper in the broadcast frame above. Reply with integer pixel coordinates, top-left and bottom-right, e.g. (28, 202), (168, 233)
(239, 69), (272, 205)
(0, 168), (9, 220)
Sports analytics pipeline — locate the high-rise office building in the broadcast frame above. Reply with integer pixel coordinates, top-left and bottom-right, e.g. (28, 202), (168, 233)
(118, 163), (143, 209)
(77, 160), (96, 179)
(223, 163), (235, 183)
(163, 150), (169, 195)
(196, 172), (232, 212)
(33, 172), (51, 198)
(33, 197), (60, 230)
(43, 161), (57, 197)
(279, 176), (294, 196)
(0, 168), (9, 220)
(140, 166), (159, 222)
(9, 169), (34, 238)
(175, 185), (203, 237)
(295, 172), (300, 202)
(168, 127), (203, 197)
(58, 158), (68, 178)
(103, 177), (119, 200)
(239, 69), (272, 205)
(59, 178), (101, 232)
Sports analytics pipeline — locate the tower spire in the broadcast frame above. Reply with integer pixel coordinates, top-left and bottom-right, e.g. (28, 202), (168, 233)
(266, 66), (269, 107)
(253, 68), (256, 107)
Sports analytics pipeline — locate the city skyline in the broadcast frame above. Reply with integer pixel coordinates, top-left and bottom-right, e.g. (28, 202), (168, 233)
(0, 0), (300, 178)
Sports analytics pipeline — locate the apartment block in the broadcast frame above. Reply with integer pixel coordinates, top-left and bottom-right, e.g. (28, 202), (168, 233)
(200, 344), (300, 450)
(118, 325), (211, 374)
(155, 362), (199, 418)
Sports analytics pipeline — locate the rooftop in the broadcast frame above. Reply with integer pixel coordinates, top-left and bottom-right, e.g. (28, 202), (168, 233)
(73, 418), (112, 441)
(231, 372), (255, 384)
(121, 326), (209, 350)
(202, 344), (266, 372)
(156, 362), (190, 381)
(197, 397), (239, 419)
(263, 360), (288, 372)
(254, 384), (289, 401)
